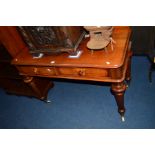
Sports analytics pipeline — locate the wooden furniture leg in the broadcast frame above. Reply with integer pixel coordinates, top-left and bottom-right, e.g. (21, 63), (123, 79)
(111, 82), (126, 121)
(125, 51), (132, 86)
(23, 76), (53, 103)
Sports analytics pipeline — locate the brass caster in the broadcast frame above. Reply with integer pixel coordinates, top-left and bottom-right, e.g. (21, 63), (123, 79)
(44, 99), (52, 104)
(125, 80), (131, 88)
(126, 84), (129, 88)
(121, 116), (125, 122)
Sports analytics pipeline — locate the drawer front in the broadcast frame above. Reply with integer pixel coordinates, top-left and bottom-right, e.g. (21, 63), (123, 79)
(57, 67), (108, 78)
(18, 66), (56, 76)
(18, 66), (108, 79)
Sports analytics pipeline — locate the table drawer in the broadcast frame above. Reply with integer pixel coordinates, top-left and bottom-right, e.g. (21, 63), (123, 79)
(57, 67), (108, 78)
(19, 66), (56, 76)
(18, 66), (108, 79)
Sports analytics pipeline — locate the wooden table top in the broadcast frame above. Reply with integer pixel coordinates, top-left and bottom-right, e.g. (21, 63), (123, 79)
(13, 26), (131, 69)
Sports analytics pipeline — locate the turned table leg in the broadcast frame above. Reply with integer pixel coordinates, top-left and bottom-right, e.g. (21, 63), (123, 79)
(23, 76), (53, 103)
(111, 82), (126, 121)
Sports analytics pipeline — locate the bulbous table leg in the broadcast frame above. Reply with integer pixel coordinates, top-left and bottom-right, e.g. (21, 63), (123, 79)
(111, 82), (126, 122)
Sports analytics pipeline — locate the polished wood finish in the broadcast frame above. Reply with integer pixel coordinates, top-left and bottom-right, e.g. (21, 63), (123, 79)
(111, 82), (126, 117)
(12, 26), (131, 118)
(13, 27), (130, 69)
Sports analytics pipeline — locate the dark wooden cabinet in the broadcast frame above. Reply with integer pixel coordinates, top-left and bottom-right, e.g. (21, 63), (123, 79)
(18, 26), (85, 54)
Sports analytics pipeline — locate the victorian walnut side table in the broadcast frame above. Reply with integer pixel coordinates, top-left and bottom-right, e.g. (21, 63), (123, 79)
(12, 26), (132, 121)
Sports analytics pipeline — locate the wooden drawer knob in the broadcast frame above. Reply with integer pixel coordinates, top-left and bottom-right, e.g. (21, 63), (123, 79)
(47, 68), (52, 72)
(33, 68), (38, 73)
(78, 69), (85, 76)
